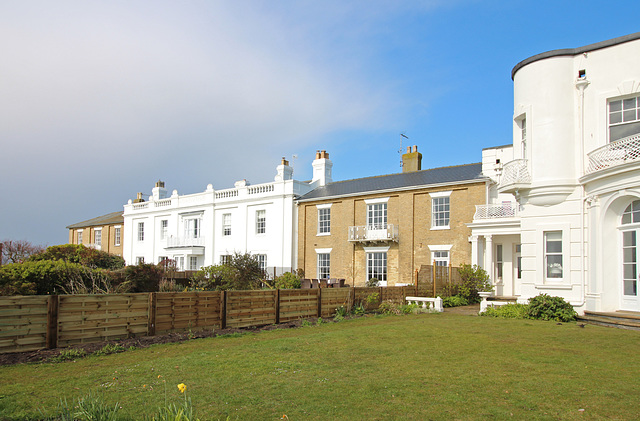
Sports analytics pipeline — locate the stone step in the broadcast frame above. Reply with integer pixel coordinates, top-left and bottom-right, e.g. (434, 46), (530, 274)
(578, 312), (640, 331)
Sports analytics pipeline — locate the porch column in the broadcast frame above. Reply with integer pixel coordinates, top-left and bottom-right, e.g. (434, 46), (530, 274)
(469, 235), (479, 266)
(485, 235), (494, 283)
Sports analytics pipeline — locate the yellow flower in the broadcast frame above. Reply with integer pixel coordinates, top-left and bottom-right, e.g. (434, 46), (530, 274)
(177, 383), (187, 393)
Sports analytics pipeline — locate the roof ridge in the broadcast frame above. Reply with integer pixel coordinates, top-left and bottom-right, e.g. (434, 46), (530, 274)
(325, 162), (482, 186)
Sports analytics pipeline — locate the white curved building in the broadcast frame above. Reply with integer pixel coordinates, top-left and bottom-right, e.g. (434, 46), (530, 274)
(469, 32), (640, 314)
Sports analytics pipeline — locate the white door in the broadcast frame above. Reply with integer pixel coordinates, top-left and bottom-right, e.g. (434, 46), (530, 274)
(621, 229), (640, 311)
(513, 244), (522, 297)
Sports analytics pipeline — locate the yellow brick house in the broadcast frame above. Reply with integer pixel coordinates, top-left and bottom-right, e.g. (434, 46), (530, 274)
(296, 147), (488, 286)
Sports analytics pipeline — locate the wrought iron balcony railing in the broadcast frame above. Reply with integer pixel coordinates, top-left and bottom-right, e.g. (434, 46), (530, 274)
(498, 159), (531, 192)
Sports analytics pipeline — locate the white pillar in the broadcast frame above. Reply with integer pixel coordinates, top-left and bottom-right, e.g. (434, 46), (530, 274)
(485, 235), (493, 282)
(470, 235), (479, 266)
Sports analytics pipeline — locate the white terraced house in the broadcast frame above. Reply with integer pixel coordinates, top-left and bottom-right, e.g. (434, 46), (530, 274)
(122, 153), (333, 275)
(469, 32), (640, 314)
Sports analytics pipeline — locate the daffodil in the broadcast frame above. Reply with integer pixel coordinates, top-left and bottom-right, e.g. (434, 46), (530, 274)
(177, 383), (187, 393)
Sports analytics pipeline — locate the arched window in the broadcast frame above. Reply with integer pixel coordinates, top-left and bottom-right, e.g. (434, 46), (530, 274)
(621, 200), (640, 225)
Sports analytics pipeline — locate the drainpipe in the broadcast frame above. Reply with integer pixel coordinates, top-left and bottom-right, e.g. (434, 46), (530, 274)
(575, 73), (590, 309)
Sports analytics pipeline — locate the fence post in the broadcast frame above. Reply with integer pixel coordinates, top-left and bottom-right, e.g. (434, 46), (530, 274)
(275, 289), (280, 324)
(414, 269), (419, 296)
(220, 291), (227, 329)
(46, 295), (59, 349)
(317, 288), (322, 318)
(432, 262), (436, 297)
(148, 292), (157, 336)
(379, 286), (383, 306)
(350, 286), (355, 311)
(448, 263), (452, 288)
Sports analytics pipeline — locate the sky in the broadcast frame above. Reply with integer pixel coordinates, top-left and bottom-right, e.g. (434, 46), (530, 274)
(1, 0), (639, 247)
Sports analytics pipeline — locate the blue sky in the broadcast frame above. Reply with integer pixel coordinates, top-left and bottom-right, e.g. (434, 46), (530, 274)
(1, 0), (639, 246)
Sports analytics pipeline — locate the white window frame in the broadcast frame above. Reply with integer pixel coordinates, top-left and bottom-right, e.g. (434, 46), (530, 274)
(496, 244), (503, 280)
(137, 222), (144, 242)
(94, 228), (102, 247)
(256, 254), (267, 272)
(316, 248), (332, 279)
(184, 218), (201, 239)
(364, 245), (389, 285)
(428, 244), (452, 267)
(609, 94), (640, 142)
(223, 213), (232, 236)
(430, 191), (452, 230)
(136, 256), (145, 265)
(77, 230), (83, 245)
(365, 198), (389, 230)
(544, 231), (563, 280)
(189, 256), (198, 271)
(220, 254), (232, 265)
(160, 220), (168, 240)
(114, 226), (121, 246)
(317, 204), (331, 235)
(256, 210), (266, 235)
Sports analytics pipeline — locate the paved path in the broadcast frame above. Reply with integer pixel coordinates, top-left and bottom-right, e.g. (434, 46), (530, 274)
(443, 304), (480, 316)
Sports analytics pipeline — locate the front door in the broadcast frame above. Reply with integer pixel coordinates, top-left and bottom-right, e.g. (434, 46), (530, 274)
(622, 229), (640, 311)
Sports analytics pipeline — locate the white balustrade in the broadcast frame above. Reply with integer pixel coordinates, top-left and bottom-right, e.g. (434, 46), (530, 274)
(165, 236), (206, 248)
(500, 159), (531, 187)
(586, 133), (640, 174)
(348, 224), (399, 242)
(474, 203), (518, 220)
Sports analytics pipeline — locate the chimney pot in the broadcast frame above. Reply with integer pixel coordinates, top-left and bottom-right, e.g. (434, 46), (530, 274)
(406, 146), (411, 153)
(413, 145), (417, 153)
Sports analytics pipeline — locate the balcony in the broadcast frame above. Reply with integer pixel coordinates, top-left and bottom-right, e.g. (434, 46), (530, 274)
(498, 159), (531, 194)
(473, 203), (519, 220)
(348, 224), (399, 243)
(165, 236), (205, 248)
(586, 134), (640, 174)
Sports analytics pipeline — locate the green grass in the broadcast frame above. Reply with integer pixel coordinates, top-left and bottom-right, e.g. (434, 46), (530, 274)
(1, 314), (639, 420)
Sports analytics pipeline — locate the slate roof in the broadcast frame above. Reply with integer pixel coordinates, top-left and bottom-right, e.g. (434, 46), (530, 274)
(66, 211), (124, 229)
(298, 163), (485, 202)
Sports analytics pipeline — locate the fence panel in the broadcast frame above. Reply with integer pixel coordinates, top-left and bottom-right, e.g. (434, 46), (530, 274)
(226, 290), (276, 328)
(279, 289), (317, 322)
(380, 286), (410, 304)
(57, 294), (149, 347)
(320, 288), (351, 317)
(0, 296), (49, 353)
(155, 292), (222, 333)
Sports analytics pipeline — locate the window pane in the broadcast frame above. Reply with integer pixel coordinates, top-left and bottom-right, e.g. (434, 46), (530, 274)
(623, 264), (636, 281)
(610, 100), (622, 112)
(546, 255), (563, 278)
(623, 109), (636, 122)
(623, 231), (636, 247)
(624, 247), (637, 263)
(610, 120), (640, 141)
(624, 280), (637, 296)
(609, 111), (622, 124)
(623, 97), (636, 110)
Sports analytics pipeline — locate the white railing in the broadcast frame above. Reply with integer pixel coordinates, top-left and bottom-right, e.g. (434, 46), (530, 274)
(248, 183), (275, 195)
(586, 134), (640, 174)
(215, 189), (238, 199)
(474, 203), (519, 220)
(500, 159), (531, 187)
(155, 199), (172, 207)
(165, 236), (206, 248)
(132, 202), (149, 210)
(348, 224), (399, 242)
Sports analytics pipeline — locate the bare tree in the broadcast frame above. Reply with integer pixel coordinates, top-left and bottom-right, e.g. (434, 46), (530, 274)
(1, 239), (45, 265)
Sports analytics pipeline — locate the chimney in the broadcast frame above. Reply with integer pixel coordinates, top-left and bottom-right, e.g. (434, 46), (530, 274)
(312, 150), (333, 186)
(402, 145), (422, 173)
(275, 157), (293, 181)
(133, 192), (145, 203)
(152, 180), (168, 200)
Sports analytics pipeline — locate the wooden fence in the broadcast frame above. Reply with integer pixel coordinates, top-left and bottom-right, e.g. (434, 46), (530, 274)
(0, 285), (419, 354)
(416, 264), (464, 297)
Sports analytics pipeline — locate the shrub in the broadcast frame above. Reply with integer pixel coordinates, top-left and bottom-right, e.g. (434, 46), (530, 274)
(115, 263), (164, 292)
(190, 253), (265, 291)
(456, 264), (492, 303)
(274, 272), (301, 289)
(0, 260), (100, 295)
(526, 294), (577, 322)
(481, 303), (529, 319)
(365, 278), (380, 287)
(442, 295), (469, 308)
(29, 244), (125, 270)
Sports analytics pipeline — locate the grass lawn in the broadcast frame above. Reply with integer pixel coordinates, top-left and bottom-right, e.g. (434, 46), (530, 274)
(1, 313), (639, 420)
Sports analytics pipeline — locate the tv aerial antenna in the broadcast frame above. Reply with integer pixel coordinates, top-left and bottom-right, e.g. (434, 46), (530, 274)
(399, 133), (409, 168)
